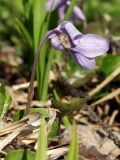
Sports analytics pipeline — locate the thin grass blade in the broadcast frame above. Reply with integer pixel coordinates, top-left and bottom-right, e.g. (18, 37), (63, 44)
(64, 0), (77, 20)
(35, 118), (47, 160)
(15, 18), (33, 48)
(33, 0), (46, 52)
(41, 48), (55, 100)
(67, 122), (79, 160)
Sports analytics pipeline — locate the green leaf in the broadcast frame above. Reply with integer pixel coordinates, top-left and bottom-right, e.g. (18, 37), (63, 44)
(67, 122), (79, 160)
(101, 55), (120, 76)
(35, 118), (47, 160)
(48, 121), (58, 138)
(13, 110), (25, 121)
(62, 116), (71, 127)
(53, 89), (60, 101)
(5, 149), (35, 160)
(30, 108), (50, 118)
(95, 91), (108, 99)
(0, 84), (12, 118)
(52, 97), (86, 116)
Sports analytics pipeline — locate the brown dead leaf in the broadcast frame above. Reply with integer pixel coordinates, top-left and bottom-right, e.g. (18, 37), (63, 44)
(60, 125), (120, 159)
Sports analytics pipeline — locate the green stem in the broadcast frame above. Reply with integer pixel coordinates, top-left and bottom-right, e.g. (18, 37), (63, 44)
(25, 30), (60, 115)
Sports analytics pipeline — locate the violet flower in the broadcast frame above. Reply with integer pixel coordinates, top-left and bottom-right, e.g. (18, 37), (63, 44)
(46, 0), (86, 22)
(49, 21), (109, 69)
(26, 21), (109, 111)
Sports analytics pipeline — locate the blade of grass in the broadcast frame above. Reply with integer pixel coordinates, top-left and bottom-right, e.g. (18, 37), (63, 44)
(29, 0), (33, 5)
(38, 24), (48, 98)
(33, 0), (47, 100)
(15, 18), (33, 48)
(0, 84), (12, 119)
(41, 47), (55, 100)
(23, 1), (32, 20)
(35, 118), (47, 160)
(12, 0), (24, 13)
(33, 0), (57, 100)
(64, 0), (77, 20)
(33, 0), (46, 52)
(38, 7), (54, 99)
(53, 89), (60, 101)
(62, 116), (71, 128)
(67, 122), (79, 160)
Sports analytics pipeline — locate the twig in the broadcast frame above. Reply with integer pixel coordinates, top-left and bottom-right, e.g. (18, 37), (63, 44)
(88, 65), (120, 97)
(47, 147), (68, 159)
(0, 117), (28, 136)
(108, 110), (119, 126)
(90, 88), (120, 107)
(0, 130), (20, 151)
(12, 81), (37, 91)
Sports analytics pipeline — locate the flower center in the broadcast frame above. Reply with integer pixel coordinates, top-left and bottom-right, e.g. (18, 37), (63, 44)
(58, 33), (71, 49)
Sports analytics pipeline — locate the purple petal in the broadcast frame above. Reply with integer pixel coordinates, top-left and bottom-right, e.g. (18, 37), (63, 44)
(71, 34), (109, 58)
(73, 6), (86, 21)
(46, 0), (61, 11)
(47, 29), (61, 39)
(71, 52), (96, 70)
(64, 22), (83, 41)
(51, 36), (65, 50)
(57, 22), (83, 42)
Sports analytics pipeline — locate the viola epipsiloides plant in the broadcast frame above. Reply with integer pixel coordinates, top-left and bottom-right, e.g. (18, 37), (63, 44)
(46, 0), (86, 22)
(26, 21), (109, 114)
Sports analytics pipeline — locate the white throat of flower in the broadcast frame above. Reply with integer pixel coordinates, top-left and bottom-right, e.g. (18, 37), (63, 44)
(58, 33), (71, 48)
